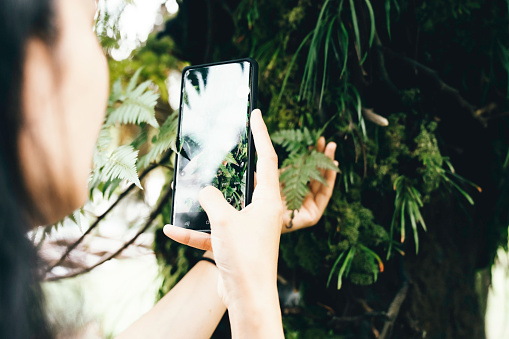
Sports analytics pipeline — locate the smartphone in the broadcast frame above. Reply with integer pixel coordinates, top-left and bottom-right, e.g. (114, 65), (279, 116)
(170, 58), (258, 232)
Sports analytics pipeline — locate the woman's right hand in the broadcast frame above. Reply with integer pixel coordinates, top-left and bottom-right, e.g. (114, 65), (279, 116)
(163, 109), (284, 338)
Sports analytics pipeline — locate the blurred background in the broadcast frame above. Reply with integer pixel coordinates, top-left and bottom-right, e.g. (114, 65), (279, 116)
(36, 0), (509, 338)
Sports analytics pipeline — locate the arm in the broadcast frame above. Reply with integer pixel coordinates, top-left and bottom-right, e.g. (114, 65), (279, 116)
(116, 252), (225, 339)
(165, 109), (285, 338)
(120, 111), (338, 339)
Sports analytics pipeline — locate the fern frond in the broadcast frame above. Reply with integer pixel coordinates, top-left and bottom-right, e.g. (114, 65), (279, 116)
(126, 67), (143, 94)
(280, 150), (339, 211)
(271, 127), (318, 153)
(280, 154), (310, 211)
(137, 115), (178, 169)
(106, 67), (160, 128)
(107, 81), (159, 127)
(96, 126), (113, 153)
(102, 145), (142, 188)
(69, 208), (86, 233)
(91, 145), (142, 189)
(109, 78), (123, 104)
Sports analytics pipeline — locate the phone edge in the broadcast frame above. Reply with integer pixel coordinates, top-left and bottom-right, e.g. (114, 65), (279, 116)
(169, 58), (259, 229)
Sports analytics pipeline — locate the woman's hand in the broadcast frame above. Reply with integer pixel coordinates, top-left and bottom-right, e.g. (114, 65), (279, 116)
(281, 137), (338, 232)
(254, 136), (338, 233)
(163, 109), (284, 338)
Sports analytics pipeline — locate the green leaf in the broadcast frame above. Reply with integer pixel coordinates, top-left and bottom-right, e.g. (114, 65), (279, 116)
(349, 0), (361, 60)
(93, 145), (142, 189)
(276, 32), (312, 108)
(127, 67), (143, 94)
(69, 208), (85, 233)
(319, 16), (336, 110)
(339, 22), (349, 78)
(327, 251), (346, 287)
(271, 127), (318, 153)
(385, 0), (392, 39)
(107, 80), (159, 127)
(106, 67), (160, 128)
(365, 0), (376, 48)
(137, 115), (178, 169)
(337, 247), (356, 289)
(400, 197), (406, 243)
(280, 150), (338, 211)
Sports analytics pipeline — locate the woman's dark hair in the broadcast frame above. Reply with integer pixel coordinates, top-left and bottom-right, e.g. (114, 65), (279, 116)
(0, 0), (56, 338)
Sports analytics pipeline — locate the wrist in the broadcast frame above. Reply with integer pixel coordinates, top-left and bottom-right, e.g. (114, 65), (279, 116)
(227, 283), (283, 338)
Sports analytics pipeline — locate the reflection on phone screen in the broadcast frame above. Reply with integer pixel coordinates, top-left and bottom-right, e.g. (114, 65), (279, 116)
(173, 61), (253, 231)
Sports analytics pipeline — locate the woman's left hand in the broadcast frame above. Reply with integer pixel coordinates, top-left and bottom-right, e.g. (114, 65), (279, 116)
(256, 136), (338, 233)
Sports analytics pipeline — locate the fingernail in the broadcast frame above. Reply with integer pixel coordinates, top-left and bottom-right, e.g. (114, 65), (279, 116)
(334, 160), (339, 166)
(332, 142), (337, 150)
(164, 224), (187, 238)
(163, 224), (172, 234)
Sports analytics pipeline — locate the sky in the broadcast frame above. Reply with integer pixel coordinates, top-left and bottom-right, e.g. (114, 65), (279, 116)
(96, 0), (179, 61)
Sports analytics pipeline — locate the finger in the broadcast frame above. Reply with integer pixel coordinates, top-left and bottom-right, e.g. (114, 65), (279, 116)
(310, 137), (327, 194)
(317, 136), (326, 153)
(310, 141), (337, 194)
(315, 160), (339, 214)
(254, 172), (257, 189)
(250, 109), (280, 199)
(281, 195), (319, 233)
(163, 224), (212, 251)
(198, 186), (236, 224)
(324, 141), (337, 161)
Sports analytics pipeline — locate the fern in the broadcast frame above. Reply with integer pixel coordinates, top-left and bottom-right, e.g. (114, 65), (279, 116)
(138, 115), (178, 169)
(280, 149), (339, 211)
(273, 127), (339, 211)
(69, 208), (86, 233)
(46, 68), (160, 241)
(90, 67), (161, 193)
(101, 145), (142, 188)
(106, 68), (159, 128)
(271, 127), (318, 153)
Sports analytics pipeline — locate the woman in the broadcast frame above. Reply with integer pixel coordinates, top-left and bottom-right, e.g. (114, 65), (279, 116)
(0, 0), (337, 338)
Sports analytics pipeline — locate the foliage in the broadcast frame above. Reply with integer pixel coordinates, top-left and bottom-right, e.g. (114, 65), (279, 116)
(227, 0), (509, 336)
(90, 68), (160, 194)
(46, 0), (509, 337)
(272, 127), (339, 211)
(137, 113), (178, 170)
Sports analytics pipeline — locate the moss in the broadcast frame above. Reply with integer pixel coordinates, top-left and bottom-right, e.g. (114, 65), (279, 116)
(413, 121), (444, 195)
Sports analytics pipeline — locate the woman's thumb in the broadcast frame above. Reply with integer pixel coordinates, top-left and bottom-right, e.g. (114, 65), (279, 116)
(198, 186), (236, 224)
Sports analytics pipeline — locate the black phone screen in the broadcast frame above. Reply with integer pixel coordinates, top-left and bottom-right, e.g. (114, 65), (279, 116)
(171, 60), (256, 232)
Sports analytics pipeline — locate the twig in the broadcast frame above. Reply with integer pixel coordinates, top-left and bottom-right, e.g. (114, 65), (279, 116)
(382, 47), (497, 127)
(378, 280), (410, 339)
(372, 33), (398, 93)
(329, 312), (387, 325)
(45, 151), (173, 274)
(45, 185), (173, 281)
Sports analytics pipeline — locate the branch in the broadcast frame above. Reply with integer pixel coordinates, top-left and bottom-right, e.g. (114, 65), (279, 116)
(382, 47), (496, 127)
(329, 312), (387, 325)
(45, 150), (173, 274)
(372, 33), (398, 93)
(378, 280), (410, 339)
(45, 184), (173, 281)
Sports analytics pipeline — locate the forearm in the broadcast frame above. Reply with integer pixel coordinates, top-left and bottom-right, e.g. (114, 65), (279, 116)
(228, 282), (284, 339)
(116, 253), (225, 339)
